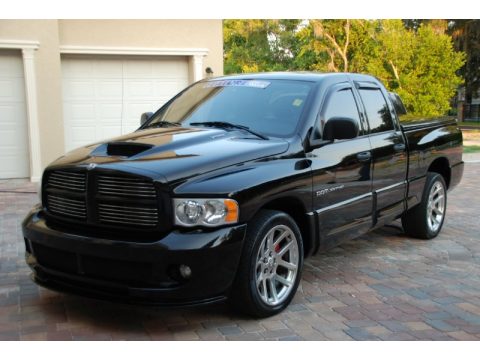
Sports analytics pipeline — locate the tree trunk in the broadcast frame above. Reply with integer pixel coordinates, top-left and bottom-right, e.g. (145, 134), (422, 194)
(389, 60), (401, 88)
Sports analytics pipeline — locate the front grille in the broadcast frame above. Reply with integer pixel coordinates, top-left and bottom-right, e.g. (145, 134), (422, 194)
(47, 170), (86, 192)
(97, 174), (156, 198)
(47, 194), (87, 220)
(98, 203), (158, 227)
(44, 168), (162, 231)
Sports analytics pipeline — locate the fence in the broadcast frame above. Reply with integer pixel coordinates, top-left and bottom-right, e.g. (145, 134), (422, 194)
(463, 104), (480, 121)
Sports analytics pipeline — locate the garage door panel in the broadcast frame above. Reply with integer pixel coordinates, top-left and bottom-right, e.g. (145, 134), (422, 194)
(1, 154), (29, 178)
(0, 78), (26, 100)
(62, 59), (95, 78)
(153, 80), (186, 97)
(1, 129), (23, 146)
(151, 58), (189, 77)
(93, 60), (123, 78)
(123, 60), (154, 78)
(0, 54), (24, 74)
(124, 80), (154, 98)
(63, 80), (96, 100)
(98, 103), (122, 119)
(68, 103), (96, 120)
(70, 125), (97, 143)
(0, 53), (29, 179)
(97, 80), (123, 98)
(0, 104), (26, 124)
(62, 56), (189, 152)
(100, 125), (122, 140)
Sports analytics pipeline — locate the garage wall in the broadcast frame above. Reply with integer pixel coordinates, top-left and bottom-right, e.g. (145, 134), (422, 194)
(0, 20), (64, 172)
(0, 19), (223, 177)
(58, 20), (223, 82)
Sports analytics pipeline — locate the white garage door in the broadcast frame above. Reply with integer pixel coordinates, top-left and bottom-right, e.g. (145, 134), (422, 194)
(62, 56), (189, 152)
(0, 51), (29, 179)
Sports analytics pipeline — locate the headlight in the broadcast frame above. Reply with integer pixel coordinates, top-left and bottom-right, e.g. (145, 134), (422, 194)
(173, 198), (239, 227)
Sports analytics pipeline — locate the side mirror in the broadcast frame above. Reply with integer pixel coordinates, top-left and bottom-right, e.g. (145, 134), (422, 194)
(140, 112), (153, 126)
(323, 117), (359, 141)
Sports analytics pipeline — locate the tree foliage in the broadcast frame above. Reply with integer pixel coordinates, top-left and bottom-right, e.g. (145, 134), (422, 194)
(223, 19), (465, 116)
(223, 20), (303, 73)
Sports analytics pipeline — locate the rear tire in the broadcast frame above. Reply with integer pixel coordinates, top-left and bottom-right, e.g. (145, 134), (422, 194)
(230, 210), (304, 318)
(402, 172), (447, 239)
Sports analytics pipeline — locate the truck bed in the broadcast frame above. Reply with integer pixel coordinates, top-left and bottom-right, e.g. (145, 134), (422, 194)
(400, 115), (463, 211)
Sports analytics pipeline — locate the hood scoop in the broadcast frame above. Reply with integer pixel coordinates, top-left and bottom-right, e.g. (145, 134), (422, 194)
(106, 141), (154, 157)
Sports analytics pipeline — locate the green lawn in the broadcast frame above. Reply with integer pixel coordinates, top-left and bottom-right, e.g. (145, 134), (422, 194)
(464, 145), (480, 153)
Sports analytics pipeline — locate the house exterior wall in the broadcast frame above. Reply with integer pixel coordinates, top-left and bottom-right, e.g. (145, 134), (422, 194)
(0, 19), (223, 178)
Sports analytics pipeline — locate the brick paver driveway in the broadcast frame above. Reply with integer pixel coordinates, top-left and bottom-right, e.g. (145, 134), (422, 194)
(1, 160), (480, 341)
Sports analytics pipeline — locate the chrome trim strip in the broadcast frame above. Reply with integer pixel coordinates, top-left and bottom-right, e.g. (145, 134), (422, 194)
(375, 181), (407, 193)
(98, 210), (158, 218)
(98, 203), (158, 212)
(314, 192), (373, 215)
(48, 200), (86, 212)
(97, 190), (155, 197)
(99, 215), (157, 223)
(48, 195), (85, 205)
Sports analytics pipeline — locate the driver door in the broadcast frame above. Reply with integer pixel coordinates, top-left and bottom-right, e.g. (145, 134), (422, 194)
(307, 83), (373, 251)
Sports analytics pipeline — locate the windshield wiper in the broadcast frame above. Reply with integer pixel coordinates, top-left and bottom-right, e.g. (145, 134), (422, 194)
(143, 120), (182, 128)
(190, 121), (269, 140)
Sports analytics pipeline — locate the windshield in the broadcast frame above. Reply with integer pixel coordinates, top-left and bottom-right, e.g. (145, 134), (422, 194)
(144, 79), (314, 137)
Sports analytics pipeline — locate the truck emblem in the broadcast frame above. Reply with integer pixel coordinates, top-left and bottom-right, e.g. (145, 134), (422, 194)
(87, 163), (97, 170)
(316, 185), (344, 197)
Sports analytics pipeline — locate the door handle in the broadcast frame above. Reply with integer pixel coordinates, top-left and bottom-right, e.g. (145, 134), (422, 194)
(394, 143), (406, 152)
(356, 151), (371, 162)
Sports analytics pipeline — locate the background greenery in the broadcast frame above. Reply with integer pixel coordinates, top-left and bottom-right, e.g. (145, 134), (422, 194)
(223, 19), (477, 117)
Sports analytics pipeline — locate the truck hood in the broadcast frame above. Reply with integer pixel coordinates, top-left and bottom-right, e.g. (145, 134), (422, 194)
(49, 127), (290, 183)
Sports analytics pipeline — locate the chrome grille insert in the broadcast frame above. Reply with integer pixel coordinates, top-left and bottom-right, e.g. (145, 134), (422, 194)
(98, 203), (158, 227)
(44, 169), (161, 230)
(47, 171), (86, 192)
(97, 175), (156, 198)
(47, 194), (86, 219)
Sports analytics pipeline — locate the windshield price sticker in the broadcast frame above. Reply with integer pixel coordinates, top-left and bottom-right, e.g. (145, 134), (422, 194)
(204, 80), (271, 89)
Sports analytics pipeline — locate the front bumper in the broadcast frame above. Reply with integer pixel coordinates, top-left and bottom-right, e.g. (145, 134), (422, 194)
(22, 206), (247, 306)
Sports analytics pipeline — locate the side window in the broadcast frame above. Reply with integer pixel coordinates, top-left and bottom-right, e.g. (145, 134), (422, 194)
(359, 88), (394, 133)
(316, 88), (360, 139)
(324, 89), (361, 124)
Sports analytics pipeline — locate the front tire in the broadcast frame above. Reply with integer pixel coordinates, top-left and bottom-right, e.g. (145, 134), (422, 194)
(402, 172), (447, 239)
(230, 210), (304, 318)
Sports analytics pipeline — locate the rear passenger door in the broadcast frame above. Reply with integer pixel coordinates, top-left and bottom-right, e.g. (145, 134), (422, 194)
(355, 82), (408, 227)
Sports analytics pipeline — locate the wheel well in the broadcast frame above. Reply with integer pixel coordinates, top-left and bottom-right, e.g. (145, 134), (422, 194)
(260, 197), (312, 257)
(428, 157), (451, 188)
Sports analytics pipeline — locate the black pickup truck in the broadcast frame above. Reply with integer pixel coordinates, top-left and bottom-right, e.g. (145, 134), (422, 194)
(22, 72), (463, 317)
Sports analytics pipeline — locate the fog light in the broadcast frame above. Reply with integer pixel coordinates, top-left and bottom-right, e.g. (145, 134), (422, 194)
(179, 264), (192, 279)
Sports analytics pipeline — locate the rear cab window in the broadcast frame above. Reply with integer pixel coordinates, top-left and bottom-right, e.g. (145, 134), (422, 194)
(358, 88), (395, 133)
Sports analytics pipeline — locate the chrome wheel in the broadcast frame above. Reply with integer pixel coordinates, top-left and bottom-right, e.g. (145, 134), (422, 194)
(255, 224), (299, 306)
(426, 180), (446, 233)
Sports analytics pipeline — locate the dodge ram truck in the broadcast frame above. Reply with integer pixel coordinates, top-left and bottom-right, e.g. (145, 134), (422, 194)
(22, 72), (464, 317)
